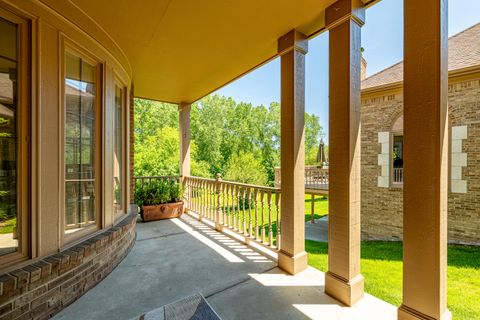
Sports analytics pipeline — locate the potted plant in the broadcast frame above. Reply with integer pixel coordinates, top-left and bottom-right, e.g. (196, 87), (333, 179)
(134, 179), (184, 222)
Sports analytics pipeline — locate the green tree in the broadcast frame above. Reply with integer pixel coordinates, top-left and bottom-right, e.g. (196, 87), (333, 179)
(134, 94), (325, 186)
(223, 152), (268, 186)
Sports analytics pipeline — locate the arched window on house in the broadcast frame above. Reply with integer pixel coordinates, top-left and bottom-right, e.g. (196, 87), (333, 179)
(391, 115), (404, 185)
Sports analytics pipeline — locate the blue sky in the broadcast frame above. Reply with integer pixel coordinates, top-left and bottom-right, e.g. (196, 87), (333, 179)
(215, 0), (480, 142)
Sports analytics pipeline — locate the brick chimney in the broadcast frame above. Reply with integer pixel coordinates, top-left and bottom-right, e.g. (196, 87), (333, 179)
(361, 57), (367, 81)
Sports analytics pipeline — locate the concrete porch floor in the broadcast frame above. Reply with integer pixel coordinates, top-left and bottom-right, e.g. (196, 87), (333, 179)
(54, 214), (397, 320)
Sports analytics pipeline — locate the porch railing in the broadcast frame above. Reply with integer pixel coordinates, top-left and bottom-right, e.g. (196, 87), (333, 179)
(183, 176), (282, 250)
(274, 166), (329, 190)
(134, 175), (282, 250)
(393, 168), (404, 184)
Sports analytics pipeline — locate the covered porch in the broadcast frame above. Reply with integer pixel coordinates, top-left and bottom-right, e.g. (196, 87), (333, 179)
(54, 215), (396, 320)
(0, 0), (452, 319)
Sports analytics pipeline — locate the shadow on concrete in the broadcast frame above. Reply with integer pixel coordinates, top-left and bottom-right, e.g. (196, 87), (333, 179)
(54, 214), (396, 320)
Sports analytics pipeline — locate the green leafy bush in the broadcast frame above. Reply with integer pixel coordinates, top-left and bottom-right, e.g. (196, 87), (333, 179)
(135, 179), (184, 208)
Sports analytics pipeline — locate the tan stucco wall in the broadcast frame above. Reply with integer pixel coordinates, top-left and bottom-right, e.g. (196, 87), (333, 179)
(360, 74), (480, 245)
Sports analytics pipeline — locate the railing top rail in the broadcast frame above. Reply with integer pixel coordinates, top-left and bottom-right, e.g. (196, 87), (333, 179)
(134, 175), (179, 179)
(186, 175), (281, 193)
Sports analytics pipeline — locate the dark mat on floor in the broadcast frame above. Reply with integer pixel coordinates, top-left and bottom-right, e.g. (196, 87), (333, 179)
(133, 294), (222, 320)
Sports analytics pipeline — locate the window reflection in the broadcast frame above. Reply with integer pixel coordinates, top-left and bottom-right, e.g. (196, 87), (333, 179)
(113, 85), (124, 215)
(0, 17), (18, 256)
(65, 52), (97, 233)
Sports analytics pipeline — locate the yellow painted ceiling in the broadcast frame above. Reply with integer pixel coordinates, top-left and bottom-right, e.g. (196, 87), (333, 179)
(51, 0), (338, 103)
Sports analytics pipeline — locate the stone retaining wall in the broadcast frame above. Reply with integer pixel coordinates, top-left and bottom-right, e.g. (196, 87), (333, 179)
(0, 214), (136, 319)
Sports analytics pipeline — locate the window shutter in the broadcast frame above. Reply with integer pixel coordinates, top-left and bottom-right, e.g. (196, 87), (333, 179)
(377, 132), (390, 188)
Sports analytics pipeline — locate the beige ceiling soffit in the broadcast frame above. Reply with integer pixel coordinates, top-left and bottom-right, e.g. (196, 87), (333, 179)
(133, 95), (182, 106)
(36, 0), (132, 76)
(152, 53), (279, 106)
(307, 11), (326, 38)
(182, 17), (330, 105)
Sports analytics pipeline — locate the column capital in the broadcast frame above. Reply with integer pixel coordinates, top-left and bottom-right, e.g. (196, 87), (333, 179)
(326, 0), (365, 29)
(178, 102), (191, 112)
(277, 30), (308, 56)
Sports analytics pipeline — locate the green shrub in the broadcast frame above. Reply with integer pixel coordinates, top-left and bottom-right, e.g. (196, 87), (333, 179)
(135, 179), (184, 208)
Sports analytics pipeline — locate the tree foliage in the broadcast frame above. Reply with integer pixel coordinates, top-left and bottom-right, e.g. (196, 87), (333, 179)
(134, 95), (325, 186)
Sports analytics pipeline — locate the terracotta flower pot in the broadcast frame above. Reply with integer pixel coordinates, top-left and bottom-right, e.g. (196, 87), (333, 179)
(141, 201), (184, 222)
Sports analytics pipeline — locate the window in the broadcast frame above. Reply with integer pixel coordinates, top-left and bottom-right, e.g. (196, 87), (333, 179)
(391, 115), (403, 185)
(0, 11), (29, 260)
(64, 50), (101, 235)
(113, 83), (125, 215)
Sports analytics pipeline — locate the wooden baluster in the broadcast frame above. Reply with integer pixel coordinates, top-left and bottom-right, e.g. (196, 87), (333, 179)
(197, 179), (200, 214)
(193, 179), (197, 213)
(211, 181), (215, 220)
(311, 194), (315, 223)
(201, 180), (205, 219)
(215, 174), (222, 229)
(267, 191), (273, 247)
(222, 183), (226, 226)
(224, 184), (229, 227)
(231, 185), (235, 229)
(206, 181), (210, 220)
(260, 190), (265, 243)
(205, 181), (209, 219)
(248, 188), (253, 238)
(235, 186), (242, 233)
(253, 189), (258, 240)
(231, 184), (235, 229)
(275, 192), (281, 250)
(206, 181), (210, 219)
(242, 187), (247, 234)
(210, 182), (217, 222)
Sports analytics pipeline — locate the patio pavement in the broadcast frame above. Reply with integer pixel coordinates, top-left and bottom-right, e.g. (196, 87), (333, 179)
(54, 214), (396, 320)
(305, 215), (329, 242)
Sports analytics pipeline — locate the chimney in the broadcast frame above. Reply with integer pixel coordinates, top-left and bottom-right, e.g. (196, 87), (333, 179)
(361, 57), (367, 81)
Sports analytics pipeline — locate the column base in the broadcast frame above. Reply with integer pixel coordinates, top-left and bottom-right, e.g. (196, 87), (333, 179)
(325, 271), (364, 306)
(278, 250), (308, 275)
(398, 305), (452, 320)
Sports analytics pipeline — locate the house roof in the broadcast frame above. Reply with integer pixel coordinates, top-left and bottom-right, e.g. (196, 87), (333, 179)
(362, 23), (480, 91)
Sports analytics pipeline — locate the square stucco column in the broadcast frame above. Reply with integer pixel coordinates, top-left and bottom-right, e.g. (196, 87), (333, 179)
(277, 30), (308, 275)
(324, 0), (365, 307)
(399, 1), (451, 320)
(179, 103), (191, 177)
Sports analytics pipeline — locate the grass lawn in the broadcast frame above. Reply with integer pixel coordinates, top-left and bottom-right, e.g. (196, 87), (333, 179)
(306, 240), (480, 320)
(0, 217), (16, 234)
(304, 194), (328, 221)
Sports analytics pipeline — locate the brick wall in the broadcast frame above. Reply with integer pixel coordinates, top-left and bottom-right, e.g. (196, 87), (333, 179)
(0, 214), (136, 319)
(447, 78), (480, 244)
(361, 76), (480, 245)
(361, 92), (404, 240)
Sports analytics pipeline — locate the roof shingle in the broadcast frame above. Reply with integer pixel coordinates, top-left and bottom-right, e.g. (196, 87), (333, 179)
(362, 23), (480, 90)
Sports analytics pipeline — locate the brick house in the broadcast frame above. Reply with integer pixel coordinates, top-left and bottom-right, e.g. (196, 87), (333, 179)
(361, 23), (480, 245)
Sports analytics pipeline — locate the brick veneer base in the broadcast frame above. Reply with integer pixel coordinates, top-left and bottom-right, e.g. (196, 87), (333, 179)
(0, 214), (137, 319)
